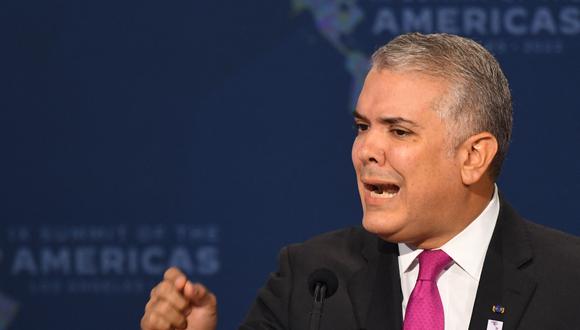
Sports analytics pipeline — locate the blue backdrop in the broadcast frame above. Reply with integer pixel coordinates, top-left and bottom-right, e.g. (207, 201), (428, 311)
(1, 1), (579, 329)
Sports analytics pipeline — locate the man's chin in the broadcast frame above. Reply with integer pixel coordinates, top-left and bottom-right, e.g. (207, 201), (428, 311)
(361, 213), (403, 239)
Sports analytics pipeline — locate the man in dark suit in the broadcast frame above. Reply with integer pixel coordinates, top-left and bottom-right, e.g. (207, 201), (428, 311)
(241, 199), (580, 329)
(140, 33), (580, 330)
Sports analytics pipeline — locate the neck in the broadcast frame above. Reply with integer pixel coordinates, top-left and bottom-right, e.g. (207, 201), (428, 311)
(413, 182), (495, 250)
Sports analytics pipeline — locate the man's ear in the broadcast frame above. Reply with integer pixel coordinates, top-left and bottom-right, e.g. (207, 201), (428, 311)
(458, 132), (498, 185)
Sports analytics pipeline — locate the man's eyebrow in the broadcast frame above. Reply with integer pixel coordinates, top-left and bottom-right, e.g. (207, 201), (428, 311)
(352, 110), (367, 121)
(352, 110), (420, 128)
(380, 116), (420, 127)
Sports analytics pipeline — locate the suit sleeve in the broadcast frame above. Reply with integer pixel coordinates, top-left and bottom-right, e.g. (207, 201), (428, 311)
(239, 246), (294, 330)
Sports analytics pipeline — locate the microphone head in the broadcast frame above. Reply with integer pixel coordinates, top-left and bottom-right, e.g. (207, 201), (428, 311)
(307, 268), (339, 299)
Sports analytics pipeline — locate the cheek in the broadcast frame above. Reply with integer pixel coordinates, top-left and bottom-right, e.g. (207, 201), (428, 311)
(388, 144), (453, 186)
(351, 138), (361, 166)
(385, 146), (415, 174)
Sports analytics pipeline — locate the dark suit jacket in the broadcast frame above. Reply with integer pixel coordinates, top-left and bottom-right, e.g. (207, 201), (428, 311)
(240, 200), (580, 330)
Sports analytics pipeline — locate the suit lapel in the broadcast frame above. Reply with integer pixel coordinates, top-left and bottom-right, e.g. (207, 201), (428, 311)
(469, 199), (537, 330)
(347, 237), (403, 330)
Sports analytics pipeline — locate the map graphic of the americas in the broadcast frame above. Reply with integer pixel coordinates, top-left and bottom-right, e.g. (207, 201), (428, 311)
(293, 0), (369, 110)
(292, 0), (580, 110)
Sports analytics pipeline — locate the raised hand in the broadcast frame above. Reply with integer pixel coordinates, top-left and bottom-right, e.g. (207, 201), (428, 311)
(141, 267), (217, 330)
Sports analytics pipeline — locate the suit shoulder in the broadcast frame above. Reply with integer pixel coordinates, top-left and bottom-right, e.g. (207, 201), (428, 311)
(288, 227), (374, 255)
(299, 226), (373, 246)
(283, 227), (375, 276)
(524, 219), (580, 250)
(524, 219), (580, 269)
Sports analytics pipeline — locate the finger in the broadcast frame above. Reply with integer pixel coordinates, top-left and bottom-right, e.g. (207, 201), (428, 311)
(145, 298), (156, 312)
(164, 267), (185, 282)
(183, 281), (199, 300)
(164, 267), (187, 291)
(149, 300), (187, 329)
(184, 282), (217, 307)
(141, 310), (172, 330)
(150, 280), (190, 311)
(183, 305), (193, 316)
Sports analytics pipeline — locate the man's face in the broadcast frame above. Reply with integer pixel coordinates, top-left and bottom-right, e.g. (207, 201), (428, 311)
(352, 68), (466, 248)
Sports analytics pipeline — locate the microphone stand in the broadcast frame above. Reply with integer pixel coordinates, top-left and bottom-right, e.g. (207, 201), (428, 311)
(308, 282), (328, 330)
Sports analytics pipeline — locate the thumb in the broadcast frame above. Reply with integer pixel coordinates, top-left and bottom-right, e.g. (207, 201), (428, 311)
(184, 282), (217, 308)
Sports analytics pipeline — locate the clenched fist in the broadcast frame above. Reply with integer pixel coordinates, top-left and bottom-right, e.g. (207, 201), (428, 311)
(141, 267), (217, 330)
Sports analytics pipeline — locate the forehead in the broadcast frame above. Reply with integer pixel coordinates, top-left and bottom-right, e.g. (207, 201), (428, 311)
(356, 68), (450, 120)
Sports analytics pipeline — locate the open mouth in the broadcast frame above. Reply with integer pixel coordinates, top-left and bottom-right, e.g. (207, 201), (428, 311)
(364, 183), (400, 199)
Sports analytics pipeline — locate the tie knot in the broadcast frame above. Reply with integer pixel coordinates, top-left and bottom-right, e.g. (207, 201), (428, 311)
(417, 250), (451, 281)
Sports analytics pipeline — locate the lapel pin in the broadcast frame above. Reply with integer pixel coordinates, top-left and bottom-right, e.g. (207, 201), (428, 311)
(492, 304), (505, 314)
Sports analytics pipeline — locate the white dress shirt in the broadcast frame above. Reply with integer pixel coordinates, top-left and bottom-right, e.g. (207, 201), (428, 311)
(398, 186), (500, 330)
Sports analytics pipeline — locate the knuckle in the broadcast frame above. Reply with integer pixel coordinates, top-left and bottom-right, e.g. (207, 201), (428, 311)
(156, 281), (173, 296)
(150, 280), (170, 297)
(172, 291), (186, 305)
(164, 266), (182, 279)
(140, 315), (149, 330)
(148, 300), (164, 315)
(158, 281), (169, 293)
(145, 298), (156, 311)
(141, 313), (158, 330)
(158, 300), (174, 315)
(173, 296), (187, 310)
(151, 313), (169, 329)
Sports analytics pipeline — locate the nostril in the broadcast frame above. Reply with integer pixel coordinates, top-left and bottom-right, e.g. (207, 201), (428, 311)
(355, 139), (385, 166)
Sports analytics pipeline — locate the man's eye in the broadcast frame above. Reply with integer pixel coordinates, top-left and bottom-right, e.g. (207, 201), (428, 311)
(354, 123), (369, 132)
(392, 129), (410, 137)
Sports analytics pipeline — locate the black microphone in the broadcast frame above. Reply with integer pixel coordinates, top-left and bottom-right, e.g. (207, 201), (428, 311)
(307, 268), (339, 330)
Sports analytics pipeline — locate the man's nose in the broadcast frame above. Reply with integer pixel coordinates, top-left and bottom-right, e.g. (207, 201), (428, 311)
(358, 132), (386, 166)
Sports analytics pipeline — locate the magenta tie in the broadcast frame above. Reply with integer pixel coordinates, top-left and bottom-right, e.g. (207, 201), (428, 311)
(403, 250), (452, 330)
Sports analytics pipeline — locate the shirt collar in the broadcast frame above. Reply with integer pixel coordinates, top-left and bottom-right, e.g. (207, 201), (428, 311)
(398, 185), (500, 280)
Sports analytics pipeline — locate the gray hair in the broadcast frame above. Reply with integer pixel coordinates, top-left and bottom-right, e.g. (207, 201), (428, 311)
(371, 32), (513, 180)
